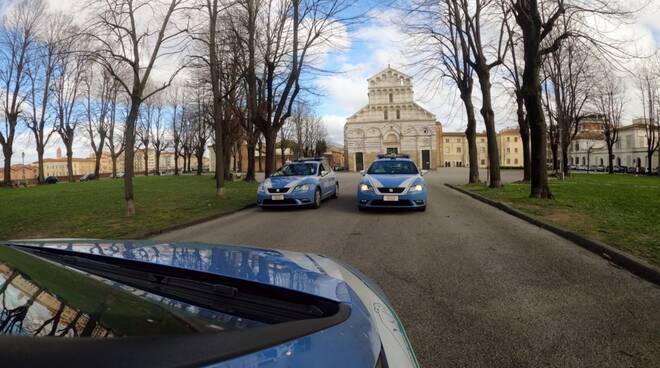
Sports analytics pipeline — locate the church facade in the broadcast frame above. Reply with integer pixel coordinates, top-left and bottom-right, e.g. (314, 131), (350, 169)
(344, 67), (442, 171)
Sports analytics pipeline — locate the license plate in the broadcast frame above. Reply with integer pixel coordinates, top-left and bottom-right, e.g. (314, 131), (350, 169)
(383, 195), (399, 202)
(271, 194), (285, 201)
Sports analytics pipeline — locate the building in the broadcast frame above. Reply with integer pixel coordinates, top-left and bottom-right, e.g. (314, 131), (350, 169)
(40, 148), (96, 177)
(0, 164), (38, 182)
(441, 132), (490, 168)
(324, 145), (346, 169)
(497, 128), (525, 168)
(569, 118), (660, 170)
(344, 67), (442, 171)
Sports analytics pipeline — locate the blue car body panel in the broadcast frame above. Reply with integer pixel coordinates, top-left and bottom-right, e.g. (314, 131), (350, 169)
(257, 162), (337, 207)
(10, 240), (418, 368)
(357, 159), (428, 209)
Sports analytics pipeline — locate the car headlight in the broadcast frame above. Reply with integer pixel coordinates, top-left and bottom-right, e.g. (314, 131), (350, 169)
(294, 184), (311, 192)
(257, 184), (266, 193)
(360, 184), (373, 192)
(409, 184), (424, 192)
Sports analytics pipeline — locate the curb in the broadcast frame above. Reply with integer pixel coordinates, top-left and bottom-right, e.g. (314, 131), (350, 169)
(137, 203), (258, 239)
(445, 184), (660, 286)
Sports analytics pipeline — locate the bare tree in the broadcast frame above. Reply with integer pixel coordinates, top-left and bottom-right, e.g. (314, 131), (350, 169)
(543, 33), (592, 179)
(0, 0), (45, 186)
(53, 22), (85, 182)
(136, 102), (155, 176)
(105, 85), (126, 177)
(594, 71), (624, 174)
(405, 0), (480, 183)
(638, 62), (660, 174)
(509, 0), (634, 198)
(235, 0), (358, 178)
(169, 87), (184, 175)
(502, 18), (531, 182)
(25, 10), (62, 183)
(84, 65), (114, 179)
(85, 0), (190, 216)
(151, 100), (169, 175)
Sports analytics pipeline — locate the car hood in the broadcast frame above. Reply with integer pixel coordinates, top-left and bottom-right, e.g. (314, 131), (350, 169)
(364, 174), (420, 188)
(3, 240), (419, 368)
(264, 176), (312, 189)
(6, 240), (359, 303)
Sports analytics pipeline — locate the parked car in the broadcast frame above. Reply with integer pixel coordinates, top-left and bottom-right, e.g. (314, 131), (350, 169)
(613, 166), (627, 173)
(43, 176), (58, 184)
(0, 241), (419, 368)
(80, 173), (96, 181)
(114, 172), (125, 179)
(334, 166), (346, 172)
(357, 153), (427, 211)
(257, 158), (338, 209)
(596, 165), (606, 172)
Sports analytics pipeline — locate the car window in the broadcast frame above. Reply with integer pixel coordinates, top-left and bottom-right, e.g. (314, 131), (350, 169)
(368, 160), (419, 175)
(271, 163), (318, 177)
(319, 163), (326, 175)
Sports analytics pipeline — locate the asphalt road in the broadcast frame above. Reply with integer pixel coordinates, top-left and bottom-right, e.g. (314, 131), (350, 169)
(154, 169), (660, 367)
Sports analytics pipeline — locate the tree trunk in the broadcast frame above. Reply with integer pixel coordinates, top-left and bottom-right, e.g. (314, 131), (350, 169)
(607, 144), (614, 174)
(174, 150), (179, 176)
(124, 100), (140, 217)
(2, 153), (11, 187)
(196, 153), (203, 175)
(264, 129), (277, 178)
(94, 154), (102, 179)
(37, 146), (45, 183)
(215, 141), (225, 196)
(476, 70), (502, 188)
(257, 138), (263, 172)
(144, 151), (149, 176)
(461, 91), (480, 184)
(523, 60), (553, 198)
(223, 145), (232, 181)
(111, 156), (117, 178)
(245, 140), (256, 182)
(66, 147), (74, 183)
(516, 94), (531, 182)
(550, 142), (559, 173)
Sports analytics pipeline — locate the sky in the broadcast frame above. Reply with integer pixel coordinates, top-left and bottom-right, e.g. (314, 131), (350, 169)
(3, 0), (660, 165)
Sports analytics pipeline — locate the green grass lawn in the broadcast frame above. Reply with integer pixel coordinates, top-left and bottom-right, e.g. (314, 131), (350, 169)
(463, 174), (660, 267)
(0, 175), (258, 240)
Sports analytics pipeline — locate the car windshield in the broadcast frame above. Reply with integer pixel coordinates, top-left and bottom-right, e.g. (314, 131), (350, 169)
(368, 160), (419, 175)
(271, 163), (318, 177)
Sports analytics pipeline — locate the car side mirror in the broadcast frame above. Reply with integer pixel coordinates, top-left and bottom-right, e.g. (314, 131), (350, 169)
(321, 170), (329, 177)
(421, 170), (428, 176)
(359, 170), (365, 176)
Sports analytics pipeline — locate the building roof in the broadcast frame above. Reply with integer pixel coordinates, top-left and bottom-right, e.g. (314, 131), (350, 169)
(366, 66), (412, 82)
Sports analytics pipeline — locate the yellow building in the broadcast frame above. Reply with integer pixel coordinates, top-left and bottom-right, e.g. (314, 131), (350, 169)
(441, 132), (490, 168)
(497, 128), (525, 168)
(40, 148), (96, 177)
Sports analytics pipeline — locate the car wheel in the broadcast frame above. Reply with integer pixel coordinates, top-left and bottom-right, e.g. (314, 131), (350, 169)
(312, 188), (322, 209)
(331, 183), (338, 199)
(358, 205), (366, 212)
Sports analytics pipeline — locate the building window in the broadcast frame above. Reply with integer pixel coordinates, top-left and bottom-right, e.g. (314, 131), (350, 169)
(514, 137), (518, 142)
(481, 160), (486, 165)
(457, 138), (462, 143)
(457, 147), (462, 153)
(396, 109), (400, 119)
(514, 148), (518, 153)
(445, 138), (450, 143)
(389, 93), (394, 103)
(514, 159), (519, 165)
(384, 110), (388, 120)
(481, 147), (486, 153)
(507, 137), (511, 142)
(506, 148), (511, 153)
(576, 143), (580, 151)
(481, 138), (485, 143)
(507, 159), (511, 164)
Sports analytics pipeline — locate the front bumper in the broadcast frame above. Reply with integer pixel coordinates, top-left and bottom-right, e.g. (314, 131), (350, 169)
(357, 190), (427, 209)
(257, 190), (316, 207)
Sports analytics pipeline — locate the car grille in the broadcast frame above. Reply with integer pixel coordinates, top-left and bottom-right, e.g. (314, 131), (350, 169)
(263, 199), (298, 205)
(267, 188), (289, 194)
(371, 199), (414, 207)
(378, 187), (405, 194)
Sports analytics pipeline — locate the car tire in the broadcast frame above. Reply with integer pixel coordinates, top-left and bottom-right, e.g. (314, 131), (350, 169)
(312, 188), (322, 209)
(331, 183), (338, 199)
(358, 205), (366, 212)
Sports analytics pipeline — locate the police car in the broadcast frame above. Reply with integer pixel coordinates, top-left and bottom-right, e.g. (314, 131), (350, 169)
(257, 158), (338, 209)
(357, 154), (428, 211)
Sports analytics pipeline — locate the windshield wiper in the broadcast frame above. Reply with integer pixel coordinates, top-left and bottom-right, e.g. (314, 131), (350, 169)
(5, 243), (339, 324)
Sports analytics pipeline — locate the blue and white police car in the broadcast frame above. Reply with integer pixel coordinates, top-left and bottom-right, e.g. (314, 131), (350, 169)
(357, 154), (428, 211)
(257, 158), (338, 209)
